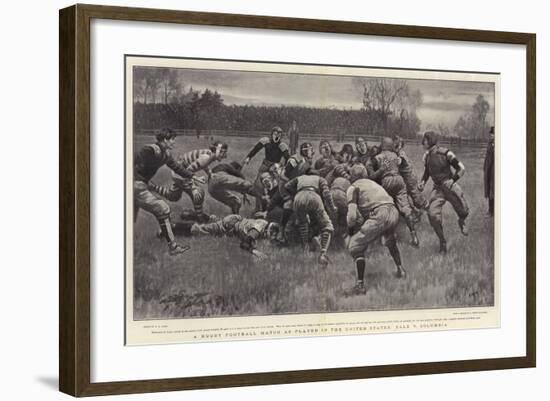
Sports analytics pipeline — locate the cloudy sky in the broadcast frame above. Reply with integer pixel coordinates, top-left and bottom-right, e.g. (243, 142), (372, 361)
(146, 67), (495, 129)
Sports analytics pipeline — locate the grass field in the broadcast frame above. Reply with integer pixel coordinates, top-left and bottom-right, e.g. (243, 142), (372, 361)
(132, 135), (495, 320)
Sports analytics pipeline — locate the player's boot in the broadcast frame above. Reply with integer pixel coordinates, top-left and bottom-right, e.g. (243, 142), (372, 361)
(168, 242), (190, 255)
(395, 265), (407, 279)
(275, 230), (288, 246)
(343, 281), (367, 296)
(458, 218), (469, 236)
(439, 240), (447, 255)
(311, 236), (321, 252)
(410, 230), (420, 248)
(195, 212), (212, 224)
(318, 252), (329, 268)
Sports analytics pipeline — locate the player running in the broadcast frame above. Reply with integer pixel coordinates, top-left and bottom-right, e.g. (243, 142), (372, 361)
(243, 126), (290, 211)
(344, 164), (406, 296)
(133, 128), (192, 255)
(207, 161), (258, 214)
(418, 131), (469, 254)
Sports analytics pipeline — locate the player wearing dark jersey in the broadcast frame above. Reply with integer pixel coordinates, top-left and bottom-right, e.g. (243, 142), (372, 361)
(133, 128), (192, 255)
(483, 127), (495, 216)
(208, 161), (258, 214)
(336, 143), (355, 165)
(418, 131), (469, 254)
(243, 126), (290, 212)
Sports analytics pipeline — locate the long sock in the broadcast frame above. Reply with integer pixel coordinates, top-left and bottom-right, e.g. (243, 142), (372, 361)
(150, 183), (170, 198)
(386, 240), (402, 266)
(320, 230), (331, 253)
(299, 223), (309, 248)
(429, 217), (446, 243)
(405, 215), (415, 233)
(355, 257), (365, 282)
(158, 218), (175, 244)
(281, 208), (293, 229)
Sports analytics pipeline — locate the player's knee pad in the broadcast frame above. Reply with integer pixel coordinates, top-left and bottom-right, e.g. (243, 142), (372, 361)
(153, 199), (171, 219)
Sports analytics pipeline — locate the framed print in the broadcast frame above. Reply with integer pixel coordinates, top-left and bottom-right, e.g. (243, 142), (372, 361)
(59, 4), (536, 397)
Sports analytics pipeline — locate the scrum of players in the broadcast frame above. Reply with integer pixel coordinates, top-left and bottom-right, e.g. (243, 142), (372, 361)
(134, 125), (470, 295)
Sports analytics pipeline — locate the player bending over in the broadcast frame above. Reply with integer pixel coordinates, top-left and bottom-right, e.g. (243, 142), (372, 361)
(345, 164), (406, 296)
(284, 174), (337, 267)
(367, 137), (420, 247)
(208, 161), (258, 214)
(149, 141), (228, 222)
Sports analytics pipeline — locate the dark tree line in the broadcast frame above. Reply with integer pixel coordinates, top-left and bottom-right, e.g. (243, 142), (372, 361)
(133, 89), (422, 138)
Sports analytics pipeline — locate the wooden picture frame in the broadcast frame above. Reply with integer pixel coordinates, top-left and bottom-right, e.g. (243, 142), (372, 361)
(59, 3), (536, 397)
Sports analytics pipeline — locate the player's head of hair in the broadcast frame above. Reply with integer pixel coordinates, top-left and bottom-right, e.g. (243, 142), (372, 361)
(380, 137), (395, 151)
(319, 140), (333, 157)
(349, 164), (368, 183)
(422, 131), (439, 148)
(333, 164), (350, 180)
(355, 136), (368, 155)
(369, 145), (380, 157)
(229, 161), (242, 171)
(300, 142), (315, 159)
(392, 134), (404, 150)
(340, 143), (354, 155)
(155, 128), (177, 142)
(210, 141), (229, 159)
(260, 172), (277, 191)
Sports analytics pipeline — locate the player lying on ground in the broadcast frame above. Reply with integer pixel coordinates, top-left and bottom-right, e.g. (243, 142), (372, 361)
(149, 141), (228, 223)
(170, 215), (280, 260)
(345, 164), (406, 296)
(243, 126), (290, 212)
(133, 128), (192, 255)
(418, 131), (469, 254)
(207, 161), (259, 214)
(284, 173), (337, 267)
(367, 137), (420, 247)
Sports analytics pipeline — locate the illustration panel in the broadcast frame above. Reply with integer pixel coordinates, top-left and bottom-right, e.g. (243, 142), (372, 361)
(125, 56), (499, 345)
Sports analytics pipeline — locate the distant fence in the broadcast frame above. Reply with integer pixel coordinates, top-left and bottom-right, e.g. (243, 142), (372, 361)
(136, 129), (489, 149)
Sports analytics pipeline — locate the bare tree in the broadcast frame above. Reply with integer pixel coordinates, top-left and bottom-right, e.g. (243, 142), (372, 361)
(359, 78), (409, 134)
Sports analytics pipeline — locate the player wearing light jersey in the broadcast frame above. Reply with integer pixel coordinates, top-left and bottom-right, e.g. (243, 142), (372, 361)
(345, 164), (406, 295)
(149, 141), (228, 222)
